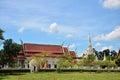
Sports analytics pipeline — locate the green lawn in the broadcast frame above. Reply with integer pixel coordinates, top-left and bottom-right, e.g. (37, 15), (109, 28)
(0, 72), (120, 80)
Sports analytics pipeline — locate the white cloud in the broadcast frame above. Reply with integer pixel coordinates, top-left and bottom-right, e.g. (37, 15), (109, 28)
(49, 23), (58, 33)
(95, 42), (102, 47)
(66, 34), (73, 38)
(101, 46), (113, 51)
(102, 0), (120, 9)
(18, 27), (24, 33)
(94, 26), (120, 41)
(69, 44), (76, 49)
(15, 20), (81, 38)
(48, 23), (81, 37)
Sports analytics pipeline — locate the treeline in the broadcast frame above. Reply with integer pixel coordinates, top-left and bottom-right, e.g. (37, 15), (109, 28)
(94, 48), (117, 61)
(0, 28), (22, 67)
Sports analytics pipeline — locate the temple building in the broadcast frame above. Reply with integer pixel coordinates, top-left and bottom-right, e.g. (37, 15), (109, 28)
(18, 43), (76, 68)
(82, 34), (97, 60)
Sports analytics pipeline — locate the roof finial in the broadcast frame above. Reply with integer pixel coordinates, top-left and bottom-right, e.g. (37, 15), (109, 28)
(20, 39), (26, 58)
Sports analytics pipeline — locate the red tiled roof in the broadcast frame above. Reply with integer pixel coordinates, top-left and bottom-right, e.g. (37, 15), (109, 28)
(24, 43), (63, 53)
(70, 51), (76, 57)
(18, 43), (76, 58)
(48, 53), (63, 57)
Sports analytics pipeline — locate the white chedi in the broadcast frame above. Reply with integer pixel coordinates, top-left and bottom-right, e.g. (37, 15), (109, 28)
(83, 34), (95, 58)
(84, 45), (95, 58)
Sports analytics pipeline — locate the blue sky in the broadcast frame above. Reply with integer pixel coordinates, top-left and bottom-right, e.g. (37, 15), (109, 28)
(0, 0), (120, 56)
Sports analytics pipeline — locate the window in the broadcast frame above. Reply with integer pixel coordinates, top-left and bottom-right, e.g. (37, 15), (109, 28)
(54, 64), (57, 68)
(48, 64), (51, 68)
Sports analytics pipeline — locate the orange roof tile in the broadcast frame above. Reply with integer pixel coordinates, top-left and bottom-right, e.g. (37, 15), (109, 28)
(18, 43), (76, 58)
(24, 43), (63, 53)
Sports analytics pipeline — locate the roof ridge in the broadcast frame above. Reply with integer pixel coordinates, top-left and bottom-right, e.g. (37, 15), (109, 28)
(24, 43), (62, 47)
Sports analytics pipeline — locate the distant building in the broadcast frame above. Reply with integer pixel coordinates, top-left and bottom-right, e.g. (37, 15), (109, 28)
(82, 34), (97, 60)
(18, 43), (76, 68)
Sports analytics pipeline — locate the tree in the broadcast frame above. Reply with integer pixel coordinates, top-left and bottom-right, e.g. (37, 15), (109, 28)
(87, 54), (95, 62)
(95, 60), (116, 68)
(102, 49), (117, 61)
(27, 56), (44, 72)
(57, 57), (65, 68)
(57, 54), (75, 69)
(0, 28), (4, 40)
(93, 48), (99, 59)
(103, 49), (110, 56)
(96, 51), (104, 60)
(62, 54), (74, 62)
(115, 58), (120, 67)
(83, 54), (95, 66)
(25, 57), (33, 64)
(2, 39), (22, 67)
(33, 51), (50, 69)
(94, 49), (117, 61)
(110, 50), (117, 60)
(0, 49), (4, 67)
(76, 60), (84, 68)
(62, 61), (72, 68)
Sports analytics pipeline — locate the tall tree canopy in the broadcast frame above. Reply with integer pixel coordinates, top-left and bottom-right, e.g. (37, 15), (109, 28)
(94, 49), (117, 61)
(0, 39), (22, 66)
(103, 49), (110, 56)
(110, 50), (117, 60)
(0, 28), (4, 40)
(115, 58), (120, 67)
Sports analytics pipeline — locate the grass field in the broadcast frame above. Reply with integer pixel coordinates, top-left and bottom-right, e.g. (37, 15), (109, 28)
(0, 72), (120, 80)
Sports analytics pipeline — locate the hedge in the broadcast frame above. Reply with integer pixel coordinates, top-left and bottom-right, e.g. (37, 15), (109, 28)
(0, 69), (30, 74)
(0, 68), (120, 74)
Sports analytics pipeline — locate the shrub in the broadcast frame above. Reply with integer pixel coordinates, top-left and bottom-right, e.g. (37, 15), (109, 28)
(115, 58), (120, 66)
(56, 68), (62, 73)
(0, 69), (30, 74)
(94, 60), (116, 69)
